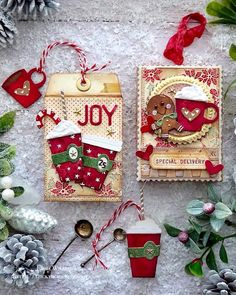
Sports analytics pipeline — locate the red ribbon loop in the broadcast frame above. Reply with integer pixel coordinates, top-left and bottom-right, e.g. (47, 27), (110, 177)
(37, 41), (110, 83)
(163, 12), (207, 65)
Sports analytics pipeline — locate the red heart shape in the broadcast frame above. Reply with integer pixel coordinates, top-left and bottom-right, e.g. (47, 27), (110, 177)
(205, 160), (224, 175)
(141, 116), (155, 134)
(136, 145), (154, 161)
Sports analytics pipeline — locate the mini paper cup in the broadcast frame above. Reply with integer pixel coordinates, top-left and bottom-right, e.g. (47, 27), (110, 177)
(127, 218), (161, 278)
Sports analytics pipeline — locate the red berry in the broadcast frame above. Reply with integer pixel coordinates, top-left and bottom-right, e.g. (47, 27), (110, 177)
(203, 202), (215, 215)
(178, 231), (189, 244)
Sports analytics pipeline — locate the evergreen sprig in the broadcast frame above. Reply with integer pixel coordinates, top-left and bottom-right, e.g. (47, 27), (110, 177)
(164, 184), (236, 277)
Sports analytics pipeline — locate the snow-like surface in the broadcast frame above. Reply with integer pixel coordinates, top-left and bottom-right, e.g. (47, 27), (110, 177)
(1, 0), (236, 294)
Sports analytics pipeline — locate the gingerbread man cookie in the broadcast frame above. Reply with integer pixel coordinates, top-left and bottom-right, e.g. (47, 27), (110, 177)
(146, 94), (183, 138)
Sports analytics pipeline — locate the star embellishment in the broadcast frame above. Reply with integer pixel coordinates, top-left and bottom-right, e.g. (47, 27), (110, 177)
(78, 166), (82, 170)
(67, 167), (71, 171)
(110, 150), (114, 154)
(74, 109), (82, 116)
(65, 177), (70, 182)
(167, 88), (176, 96)
(75, 174), (79, 179)
(70, 135), (75, 139)
(57, 144), (62, 148)
(95, 178), (100, 182)
(87, 172), (91, 176)
(107, 128), (116, 137)
(86, 149), (92, 154)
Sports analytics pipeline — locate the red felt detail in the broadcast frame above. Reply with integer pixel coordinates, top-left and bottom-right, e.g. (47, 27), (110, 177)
(2, 68), (46, 108)
(205, 160), (224, 175)
(77, 105), (89, 126)
(127, 233), (161, 277)
(90, 105), (102, 126)
(102, 104), (117, 126)
(176, 99), (219, 131)
(163, 13), (206, 65)
(78, 143), (117, 190)
(136, 145), (154, 161)
(141, 116), (155, 134)
(47, 133), (83, 183)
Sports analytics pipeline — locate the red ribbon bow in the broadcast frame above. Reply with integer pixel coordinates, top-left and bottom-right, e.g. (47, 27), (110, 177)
(163, 12), (207, 65)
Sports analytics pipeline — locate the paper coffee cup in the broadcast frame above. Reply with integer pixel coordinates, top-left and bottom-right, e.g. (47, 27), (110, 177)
(81, 135), (122, 190)
(127, 218), (161, 278)
(46, 120), (83, 183)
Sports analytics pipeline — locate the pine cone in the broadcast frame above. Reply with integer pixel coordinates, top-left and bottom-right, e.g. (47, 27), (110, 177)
(8, 206), (57, 234)
(0, 10), (17, 48)
(203, 269), (236, 295)
(1, 0), (60, 20)
(0, 234), (48, 287)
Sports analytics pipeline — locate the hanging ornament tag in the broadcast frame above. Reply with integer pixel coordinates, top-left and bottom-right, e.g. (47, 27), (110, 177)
(32, 41), (123, 202)
(2, 68), (46, 108)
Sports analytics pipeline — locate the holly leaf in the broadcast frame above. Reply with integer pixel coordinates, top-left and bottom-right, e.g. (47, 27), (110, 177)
(214, 202), (232, 219)
(0, 111), (15, 134)
(189, 238), (202, 254)
(203, 231), (211, 247)
(229, 43), (236, 60)
(219, 242), (229, 263)
(0, 145), (16, 160)
(185, 263), (194, 276)
(0, 225), (9, 241)
(206, 1), (236, 20)
(188, 260), (204, 277)
(207, 232), (223, 247)
(164, 224), (181, 237)
(210, 216), (225, 232)
(206, 248), (218, 271)
(207, 184), (221, 203)
(186, 200), (204, 216)
(0, 159), (13, 176)
(188, 229), (200, 243)
(188, 218), (202, 234)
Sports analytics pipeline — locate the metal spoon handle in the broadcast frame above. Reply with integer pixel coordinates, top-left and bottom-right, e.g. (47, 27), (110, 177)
(45, 235), (78, 277)
(80, 238), (115, 268)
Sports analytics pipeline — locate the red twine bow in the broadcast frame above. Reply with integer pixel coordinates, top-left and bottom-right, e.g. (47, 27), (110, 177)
(163, 12), (207, 65)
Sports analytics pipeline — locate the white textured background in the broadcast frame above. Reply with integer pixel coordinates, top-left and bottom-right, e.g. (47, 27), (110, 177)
(1, 0), (236, 294)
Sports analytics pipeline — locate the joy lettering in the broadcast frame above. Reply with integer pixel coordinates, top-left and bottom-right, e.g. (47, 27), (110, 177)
(78, 104), (118, 126)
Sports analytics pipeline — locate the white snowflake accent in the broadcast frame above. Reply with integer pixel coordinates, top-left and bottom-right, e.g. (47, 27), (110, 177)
(86, 149), (92, 154)
(65, 177), (70, 182)
(75, 174), (79, 179)
(110, 150), (114, 154)
(70, 135), (75, 139)
(67, 167), (71, 171)
(87, 172), (91, 176)
(78, 166), (82, 170)
(57, 144), (62, 148)
(95, 178), (100, 182)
